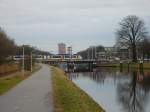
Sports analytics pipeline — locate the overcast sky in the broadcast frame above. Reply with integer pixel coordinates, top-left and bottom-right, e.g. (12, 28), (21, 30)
(0, 0), (150, 53)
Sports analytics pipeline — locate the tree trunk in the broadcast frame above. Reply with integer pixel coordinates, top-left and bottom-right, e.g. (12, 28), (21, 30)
(132, 43), (137, 62)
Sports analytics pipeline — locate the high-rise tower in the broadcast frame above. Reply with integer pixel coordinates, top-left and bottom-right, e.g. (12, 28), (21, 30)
(58, 43), (66, 54)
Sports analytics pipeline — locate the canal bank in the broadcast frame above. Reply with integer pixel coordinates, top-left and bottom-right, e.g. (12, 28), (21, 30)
(98, 62), (150, 71)
(68, 67), (150, 112)
(51, 66), (105, 112)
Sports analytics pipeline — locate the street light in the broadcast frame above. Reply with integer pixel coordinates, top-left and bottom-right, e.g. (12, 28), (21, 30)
(95, 46), (97, 60)
(88, 48), (89, 61)
(22, 45), (24, 76)
(90, 46), (94, 60)
(30, 51), (32, 72)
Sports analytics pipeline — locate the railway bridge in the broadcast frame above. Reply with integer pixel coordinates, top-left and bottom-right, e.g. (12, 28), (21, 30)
(42, 59), (110, 72)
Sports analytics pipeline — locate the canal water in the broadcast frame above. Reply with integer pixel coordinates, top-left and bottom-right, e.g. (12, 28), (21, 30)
(67, 68), (150, 112)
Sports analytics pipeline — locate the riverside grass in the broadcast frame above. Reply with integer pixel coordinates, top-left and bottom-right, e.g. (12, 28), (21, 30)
(0, 64), (41, 95)
(102, 62), (150, 70)
(51, 66), (105, 112)
(0, 63), (19, 74)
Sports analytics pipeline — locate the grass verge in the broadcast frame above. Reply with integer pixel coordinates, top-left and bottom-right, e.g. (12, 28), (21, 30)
(0, 64), (41, 95)
(101, 62), (150, 70)
(51, 66), (105, 112)
(120, 62), (150, 70)
(0, 63), (19, 75)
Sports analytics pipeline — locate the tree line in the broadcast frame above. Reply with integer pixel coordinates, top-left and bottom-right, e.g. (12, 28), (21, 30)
(0, 27), (16, 64)
(0, 27), (50, 65)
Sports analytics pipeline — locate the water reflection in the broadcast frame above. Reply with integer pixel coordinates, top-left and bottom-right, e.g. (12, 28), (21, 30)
(68, 68), (150, 112)
(117, 71), (150, 112)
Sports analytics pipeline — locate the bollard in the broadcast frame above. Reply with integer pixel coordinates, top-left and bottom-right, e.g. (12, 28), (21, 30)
(139, 61), (144, 73)
(127, 61), (130, 72)
(120, 61), (123, 72)
(88, 62), (93, 72)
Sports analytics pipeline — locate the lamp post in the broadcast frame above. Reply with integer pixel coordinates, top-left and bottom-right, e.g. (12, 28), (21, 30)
(88, 48), (89, 61)
(70, 46), (72, 61)
(90, 46), (94, 61)
(95, 46), (97, 60)
(91, 46), (93, 60)
(30, 51), (32, 72)
(22, 45), (24, 76)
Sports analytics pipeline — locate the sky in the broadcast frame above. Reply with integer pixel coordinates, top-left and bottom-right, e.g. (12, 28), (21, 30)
(0, 0), (150, 53)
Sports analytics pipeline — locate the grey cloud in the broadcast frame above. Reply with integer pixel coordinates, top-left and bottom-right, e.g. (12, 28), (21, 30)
(0, 0), (150, 52)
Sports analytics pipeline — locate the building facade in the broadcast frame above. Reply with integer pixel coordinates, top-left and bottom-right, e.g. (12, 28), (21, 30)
(58, 43), (66, 54)
(67, 46), (72, 55)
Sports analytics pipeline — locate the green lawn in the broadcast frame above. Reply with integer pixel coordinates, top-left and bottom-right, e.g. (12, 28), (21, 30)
(51, 66), (105, 112)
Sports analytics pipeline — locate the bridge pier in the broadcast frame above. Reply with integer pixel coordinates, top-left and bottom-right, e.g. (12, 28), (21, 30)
(88, 62), (93, 71)
(43, 60), (97, 72)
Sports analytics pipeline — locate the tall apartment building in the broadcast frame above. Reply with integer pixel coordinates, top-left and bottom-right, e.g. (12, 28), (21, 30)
(58, 43), (66, 54)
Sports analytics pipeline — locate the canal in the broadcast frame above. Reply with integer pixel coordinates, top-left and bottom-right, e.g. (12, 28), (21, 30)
(67, 68), (150, 112)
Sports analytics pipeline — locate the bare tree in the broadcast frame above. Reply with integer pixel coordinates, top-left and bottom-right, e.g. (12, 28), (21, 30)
(116, 15), (148, 62)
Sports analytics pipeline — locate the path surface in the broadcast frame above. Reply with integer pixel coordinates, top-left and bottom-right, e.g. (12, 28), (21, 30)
(0, 64), (53, 112)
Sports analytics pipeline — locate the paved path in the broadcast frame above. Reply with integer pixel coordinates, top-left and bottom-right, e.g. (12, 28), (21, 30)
(0, 64), (53, 112)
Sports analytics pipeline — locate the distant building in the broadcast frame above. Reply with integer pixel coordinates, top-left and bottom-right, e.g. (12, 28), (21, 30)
(117, 47), (130, 60)
(58, 43), (66, 54)
(97, 47), (120, 61)
(97, 47), (116, 61)
(97, 46), (131, 61)
(97, 52), (107, 61)
(67, 46), (72, 55)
